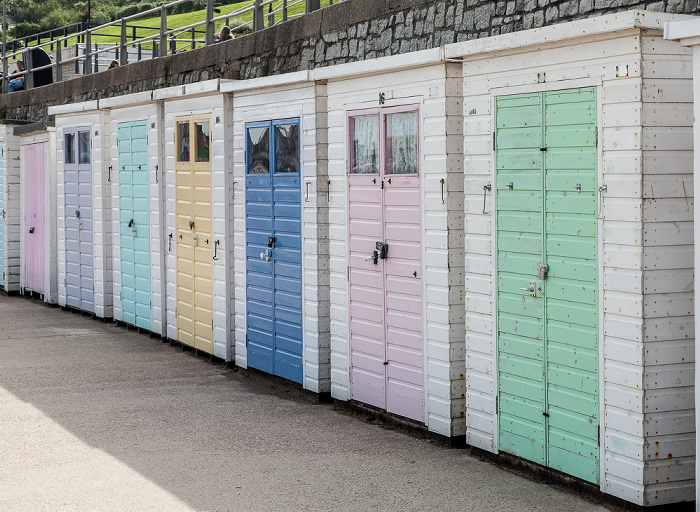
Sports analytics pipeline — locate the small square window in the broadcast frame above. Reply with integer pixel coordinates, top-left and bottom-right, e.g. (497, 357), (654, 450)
(247, 126), (270, 174)
(78, 131), (91, 164)
(64, 133), (75, 164)
(350, 115), (379, 174)
(385, 111), (418, 175)
(177, 122), (190, 162)
(195, 122), (210, 162)
(274, 123), (299, 173)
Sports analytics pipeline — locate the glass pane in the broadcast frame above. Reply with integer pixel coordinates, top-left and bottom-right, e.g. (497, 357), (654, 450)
(350, 115), (378, 174)
(64, 133), (75, 164)
(386, 111), (418, 175)
(274, 123), (299, 173)
(78, 131), (91, 164)
(195, 122), (210, 162)
(177, 122), (190, 162)
(247, 126), (269, 174)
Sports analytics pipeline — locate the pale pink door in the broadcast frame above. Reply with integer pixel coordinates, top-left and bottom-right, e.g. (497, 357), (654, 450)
(348, 107), (423, 422)
(25, 142), (45, 293)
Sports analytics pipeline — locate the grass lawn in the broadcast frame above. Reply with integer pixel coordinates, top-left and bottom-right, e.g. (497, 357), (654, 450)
(27, 0), (335, 54)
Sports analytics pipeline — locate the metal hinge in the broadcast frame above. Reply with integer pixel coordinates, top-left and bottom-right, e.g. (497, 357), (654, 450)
(595, 131), (598, 148)
(493, 131), (496, 147)
(598, 425), (601, 446)
(495, 394), (498, 413)
(347, 265), (349, 280)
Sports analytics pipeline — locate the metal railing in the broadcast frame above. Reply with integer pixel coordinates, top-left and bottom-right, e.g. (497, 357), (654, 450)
(1, 0), (343, 93)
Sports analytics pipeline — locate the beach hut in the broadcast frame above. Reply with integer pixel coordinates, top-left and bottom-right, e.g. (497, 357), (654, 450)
(17, 122), (57, 303)
(0, 121), (29, 293)
(102, 93), (166, 335)
(319, 50), (466, 437)
(158, 80), (231, 359)
(452, 10), (694, 505)
(50, 103), (109, 317)
(221, 71), (330, 390)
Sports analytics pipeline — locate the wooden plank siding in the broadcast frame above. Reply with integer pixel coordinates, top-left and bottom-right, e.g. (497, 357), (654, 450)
(640, 34), (695, 505)
(462, 26), (694, 505)
(327, 62), (466, 437)
(1, 126), (22, 293)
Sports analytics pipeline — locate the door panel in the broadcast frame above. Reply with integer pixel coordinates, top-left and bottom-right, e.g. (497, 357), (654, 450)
(0, 141), (4, 287)
(175, 117), (213, 353)
(118, 121), (151, 330)
(64, 128), (94, 312)
(348, 107), (424, 422)
(245, 120), (303, 384)
(25, 143), (45, 293)
(496, 88), (599, 483)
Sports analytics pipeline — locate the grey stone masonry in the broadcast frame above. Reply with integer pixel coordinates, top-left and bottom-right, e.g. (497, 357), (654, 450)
(2, 0), (699, 122)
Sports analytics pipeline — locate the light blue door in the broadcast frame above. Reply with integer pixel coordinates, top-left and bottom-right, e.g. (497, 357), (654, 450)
(64, 128), (94, 312)
(118, 121), (151, 330)
(0, 141), (4, 288)
(245, 119), (303, 383)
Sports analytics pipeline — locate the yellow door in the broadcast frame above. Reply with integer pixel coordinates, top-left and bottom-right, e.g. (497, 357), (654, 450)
(175, 115), (213, 354)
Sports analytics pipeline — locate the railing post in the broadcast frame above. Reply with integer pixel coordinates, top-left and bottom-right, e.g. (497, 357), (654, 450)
(170, 35), (175, 55)
(25, 50), (34, 90)
(138, 43), (142, 61)
(283, 0), (288, 22)
(120, 18), (128, 66)
(205, 0), (214, 45)
(306, 0), (320, 13)
(253, 0), (264, 31)
(191, 27), (196, 50)
(153, 42), (158, 59)
(160, 5), (167, 57)
(55, 39), (62, 82)
(94, 43), (99, 73)
(268, 4), (275, 27)
(85, 29), (92, 74)
(132, 25), (136, 42)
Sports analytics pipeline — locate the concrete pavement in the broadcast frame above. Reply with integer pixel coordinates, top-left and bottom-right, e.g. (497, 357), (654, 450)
(0, 293), (615, 512)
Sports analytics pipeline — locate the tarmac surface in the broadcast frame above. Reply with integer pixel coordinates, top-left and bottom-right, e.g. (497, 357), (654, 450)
(0, 293), (617, 512)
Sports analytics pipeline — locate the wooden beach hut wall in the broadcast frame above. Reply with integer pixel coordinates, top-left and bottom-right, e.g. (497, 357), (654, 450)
(320, 50), (466, 438)
(50, 103), (109, 318)
(158, 80), (232, 360)
(0, 121), (29, 293)
(665, 15), (700, 508)
(102, 93), (166, 336)
(221, 71), (330, 390)
(17, 123), (57, 303)
(453, 10), (695, 505)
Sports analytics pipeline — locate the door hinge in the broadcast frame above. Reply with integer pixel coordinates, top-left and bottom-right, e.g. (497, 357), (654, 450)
(595, 130), (598, 148)
(212, 319), (214, 329)
(492, 131), (496, 148)
(347, 265), (349, 280)
(495, 394), (498, 413)
(381, 181), (384, 189)
(598, 425), (601, 446)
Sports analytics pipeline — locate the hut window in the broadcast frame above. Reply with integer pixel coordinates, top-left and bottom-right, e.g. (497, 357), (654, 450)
(64, 132), (75, 164)
(385, 111), (418, 175)
(274, 123), (299, 173)
(350, 114), (379, 174)
(177, 121), (190, 162)
(195, 122), (210, 162)
(78, 131), (91, 164)
(246, 126), (270, 174)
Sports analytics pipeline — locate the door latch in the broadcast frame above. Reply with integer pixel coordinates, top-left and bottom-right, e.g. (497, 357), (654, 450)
(519, 282), (536, 297)
(193, 233), (198, 246)
(29, 226), (34, 233)
(268, 236), (275, 248)
(537, 263), (549, 280)
(260, 248), (271, 262)
(365, 251), (379, 265)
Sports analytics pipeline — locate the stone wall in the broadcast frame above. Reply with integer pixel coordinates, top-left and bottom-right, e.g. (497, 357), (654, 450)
(2, 0), (698, 122)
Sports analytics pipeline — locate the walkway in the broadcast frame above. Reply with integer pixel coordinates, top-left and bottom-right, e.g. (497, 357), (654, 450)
(0, 293), (613, 512)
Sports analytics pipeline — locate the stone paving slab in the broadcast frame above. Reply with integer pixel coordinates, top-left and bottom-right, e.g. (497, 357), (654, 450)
(0, 294), (615, 512)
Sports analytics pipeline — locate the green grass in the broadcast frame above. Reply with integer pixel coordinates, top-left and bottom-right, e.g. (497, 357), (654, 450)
(28, 0), (335, 54)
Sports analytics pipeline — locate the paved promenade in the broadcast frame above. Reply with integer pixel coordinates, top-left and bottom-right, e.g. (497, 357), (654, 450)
(0, 293), (614, 512)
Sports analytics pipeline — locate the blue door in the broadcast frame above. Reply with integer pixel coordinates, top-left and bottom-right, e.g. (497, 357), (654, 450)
(245, 119), (303, 383)
(0, 141), (4, 288)
(64, 128), (94, 312)
(118, 121), (151, 329)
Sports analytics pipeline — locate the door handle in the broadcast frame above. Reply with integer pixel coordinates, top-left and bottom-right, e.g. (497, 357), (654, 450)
(259, 248), (271, 262)
(519, 282), (536, 297)
(365, 251), (378, 265)
(29, 226), (35, 233)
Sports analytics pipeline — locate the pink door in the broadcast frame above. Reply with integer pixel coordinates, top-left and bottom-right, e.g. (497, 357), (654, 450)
(348, 107), (423, 422)
(25, 143), (45, 293)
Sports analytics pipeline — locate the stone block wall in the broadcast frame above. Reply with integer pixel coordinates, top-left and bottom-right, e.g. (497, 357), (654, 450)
(1, 0), (698, 122)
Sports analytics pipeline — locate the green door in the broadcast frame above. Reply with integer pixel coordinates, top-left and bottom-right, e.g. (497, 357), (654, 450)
(496, 87), (599, 484)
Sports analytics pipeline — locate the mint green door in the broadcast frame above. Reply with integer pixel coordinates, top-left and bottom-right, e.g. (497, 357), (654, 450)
(496, 87), (599, 484)
(118, 120), (151, 330)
